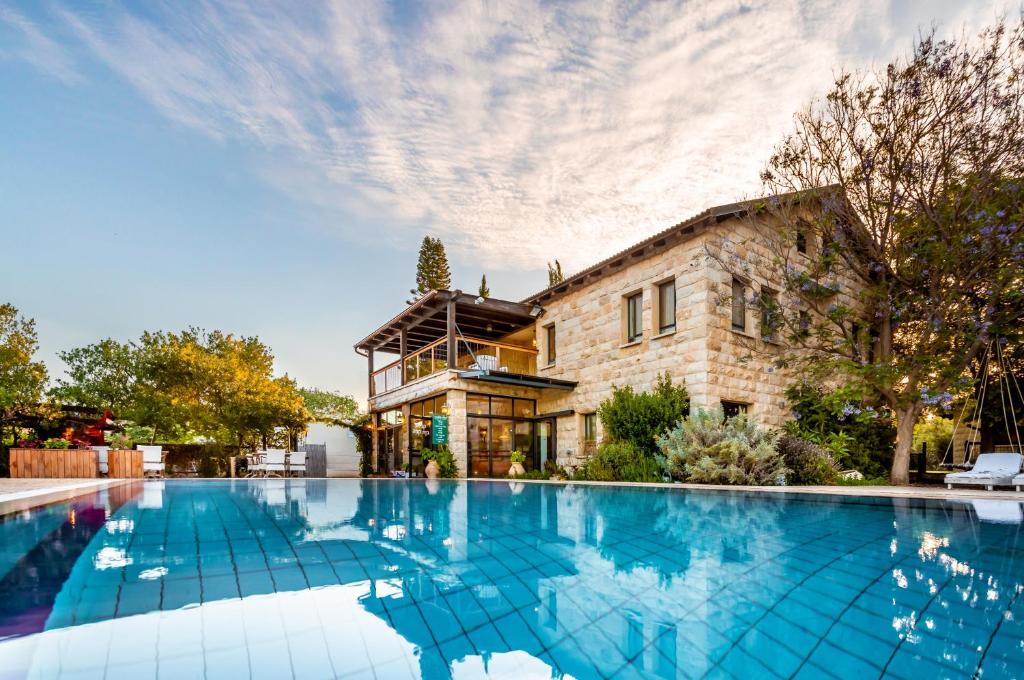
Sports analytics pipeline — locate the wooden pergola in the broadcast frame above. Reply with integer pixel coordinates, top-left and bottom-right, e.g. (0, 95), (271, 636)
(353, 290), (543, 396)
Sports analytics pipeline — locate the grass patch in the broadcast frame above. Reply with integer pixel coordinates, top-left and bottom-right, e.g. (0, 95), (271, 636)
(835, 476), (890, 486)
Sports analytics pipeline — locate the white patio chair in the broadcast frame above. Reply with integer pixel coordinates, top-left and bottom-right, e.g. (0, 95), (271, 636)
(137, 445), (165, 478)
(289, 451), (307, 477)
(945, 453), (1023, 491)
(260, 449), (288, 478)
(93, 446), (110, 476)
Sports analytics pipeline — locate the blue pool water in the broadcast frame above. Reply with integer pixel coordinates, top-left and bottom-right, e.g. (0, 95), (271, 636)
(0, 480), (1022, 679)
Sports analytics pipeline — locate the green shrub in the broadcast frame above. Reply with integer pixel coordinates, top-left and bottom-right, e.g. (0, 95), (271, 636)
(109, 433), (132, 450)
(519, 470), (548, 480)
(598, 373), (689, 456)
(574, 441), (667, 482)
(421, 446), (457, 478)
(776, 434), (839, 485)
(658, 408), (786, 485)
(913, 417), (953, 468)
(543, 459), (568, 479)
(784, 383), (895, 478)
(510, 450), (526, 464)
(43, 438), (71, 449)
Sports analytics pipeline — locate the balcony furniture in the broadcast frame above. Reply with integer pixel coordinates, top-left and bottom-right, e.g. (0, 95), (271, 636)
(250, 449), (287, 477)
(945, 453), (1023, 490)
(137, 446), (165, 478)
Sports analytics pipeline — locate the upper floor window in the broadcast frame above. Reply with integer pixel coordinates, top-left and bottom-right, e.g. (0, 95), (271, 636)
(657, 279), (676, 334)
(796, 227), (808, 254)
(626, 292), (643, 343)
(731, 278), (746, 332)
(545, 323), (556, 365)
(583, 413), (598, 443)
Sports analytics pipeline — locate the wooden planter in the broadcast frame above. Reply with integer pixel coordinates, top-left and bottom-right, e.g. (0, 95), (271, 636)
(9, 448), (98, 479)
(108, 450), (144, 478)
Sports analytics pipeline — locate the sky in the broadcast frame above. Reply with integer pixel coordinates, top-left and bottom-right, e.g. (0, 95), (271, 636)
(0, 0), (1007, 406)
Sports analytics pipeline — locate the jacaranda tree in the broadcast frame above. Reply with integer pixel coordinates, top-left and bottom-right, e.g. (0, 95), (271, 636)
(716, 19), (1024, 483)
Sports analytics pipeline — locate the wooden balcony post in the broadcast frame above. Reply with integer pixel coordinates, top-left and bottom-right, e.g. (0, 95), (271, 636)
(399, 329), (407, 385)
(446, 296), (457, 369)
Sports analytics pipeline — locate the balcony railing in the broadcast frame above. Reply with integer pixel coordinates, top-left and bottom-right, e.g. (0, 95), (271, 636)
(370, 336), (538, 397)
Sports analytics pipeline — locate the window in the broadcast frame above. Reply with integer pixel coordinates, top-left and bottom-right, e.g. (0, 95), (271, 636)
(731, 278), (746, 332)
(657, 279), (676, 334)
(583, 413), (598, 443)
(626, 292), (643, 342)
(545, 324), (556, 365)
(798, 310), (811, 338)
(796, 227), (807, 254)
(760, 288), (779, 341)
(721, 401), (748, 419)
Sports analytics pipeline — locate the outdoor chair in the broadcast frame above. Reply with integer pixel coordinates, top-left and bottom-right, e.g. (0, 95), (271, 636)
(944, 453), (1023, 490)
(1013, 472), (1024, 492)
(93, 446), (110, 476)
(137, 445), (165, 478)
(289, 451), (307, 477)
(251, 449), (287, 477)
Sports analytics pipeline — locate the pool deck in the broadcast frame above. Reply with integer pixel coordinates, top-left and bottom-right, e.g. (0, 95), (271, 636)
(0, 479), (125, 515)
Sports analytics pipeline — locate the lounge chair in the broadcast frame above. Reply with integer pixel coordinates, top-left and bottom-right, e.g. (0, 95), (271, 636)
(93, 446), (110, 476)
(289, 451), (307, 477)
(1013, 472), (1024, 492)
(137, 445), (165, 478)
(945, 453), (1023, 490)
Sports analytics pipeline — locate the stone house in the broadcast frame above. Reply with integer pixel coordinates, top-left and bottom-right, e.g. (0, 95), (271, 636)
(355, 194), (847, 477)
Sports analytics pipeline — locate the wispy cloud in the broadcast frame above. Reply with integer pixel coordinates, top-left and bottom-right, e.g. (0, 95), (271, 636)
(14, 0), (1006, 271)
(0, 6), (82, 84)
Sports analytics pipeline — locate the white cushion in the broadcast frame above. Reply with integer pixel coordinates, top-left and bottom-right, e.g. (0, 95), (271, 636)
(970, 453), (1023, 473)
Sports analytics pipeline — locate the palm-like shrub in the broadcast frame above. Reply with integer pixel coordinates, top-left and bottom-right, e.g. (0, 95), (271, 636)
(776, 434), (838, 485)
(658, 408), (786, 485)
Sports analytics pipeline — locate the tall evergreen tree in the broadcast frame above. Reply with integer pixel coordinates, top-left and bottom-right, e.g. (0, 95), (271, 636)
(547, 260), (564, 287)
(411, 236), (452, 301)
(478, 274), (490, 298)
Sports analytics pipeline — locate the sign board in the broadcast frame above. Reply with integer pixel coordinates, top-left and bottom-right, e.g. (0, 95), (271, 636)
(431, 415), (449, 446)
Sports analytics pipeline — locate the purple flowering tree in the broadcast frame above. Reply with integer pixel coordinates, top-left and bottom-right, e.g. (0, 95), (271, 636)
(722, 19), (1024, 484)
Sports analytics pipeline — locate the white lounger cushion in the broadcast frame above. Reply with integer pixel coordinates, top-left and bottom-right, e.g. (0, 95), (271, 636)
(1013, 473), (1024, 488)
(137, 445), (165, 472)
(945, 453), (1022, 486)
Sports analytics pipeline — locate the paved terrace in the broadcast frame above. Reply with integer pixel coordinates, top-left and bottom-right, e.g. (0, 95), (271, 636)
(0, 479), (123, 515)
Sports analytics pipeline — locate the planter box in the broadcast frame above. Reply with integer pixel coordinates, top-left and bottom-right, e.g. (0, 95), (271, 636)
(108, 450), (143, 478)
(9, 448), (98, 479)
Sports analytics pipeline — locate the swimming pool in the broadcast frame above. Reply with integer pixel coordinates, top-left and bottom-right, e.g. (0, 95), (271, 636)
(0, 479), (1021, 679)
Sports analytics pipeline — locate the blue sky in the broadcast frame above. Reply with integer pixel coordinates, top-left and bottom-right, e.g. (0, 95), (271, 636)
(0, 0), (1004, 405)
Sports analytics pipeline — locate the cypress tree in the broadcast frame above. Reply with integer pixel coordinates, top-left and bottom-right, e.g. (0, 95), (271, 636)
(547, 260), (564, 287)
(478, 275), (490, 298)
(411, 236), (452, 300)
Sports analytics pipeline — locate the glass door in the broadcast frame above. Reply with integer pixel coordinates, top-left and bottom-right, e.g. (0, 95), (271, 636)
(535, 420), (553, 471)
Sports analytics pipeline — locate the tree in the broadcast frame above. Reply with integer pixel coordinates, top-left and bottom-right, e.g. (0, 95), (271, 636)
(547, 260), (564, 287)
(53, 339), (138, 416)
(478, 274), (490, 298)
(411, 236), (452, 300)
(299, 387), (360, 426)
(0, 303), (48, 447)
(720, 19), (1024, 483)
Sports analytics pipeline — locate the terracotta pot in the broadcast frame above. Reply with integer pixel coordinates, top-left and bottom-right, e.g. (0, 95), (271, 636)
(508, 462), (526, 478)
(425, 459), (440, 479)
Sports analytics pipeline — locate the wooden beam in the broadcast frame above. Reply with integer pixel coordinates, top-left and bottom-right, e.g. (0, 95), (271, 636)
(399, 330), (407, 386)
(367, 348), (374, 397)
(447, 298), (457, 368)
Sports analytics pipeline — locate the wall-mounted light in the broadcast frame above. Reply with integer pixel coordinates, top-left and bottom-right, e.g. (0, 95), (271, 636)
(529, 305), (544, 318)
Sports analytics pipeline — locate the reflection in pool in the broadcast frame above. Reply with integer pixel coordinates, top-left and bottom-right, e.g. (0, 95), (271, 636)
(0, 480), (1022, 679)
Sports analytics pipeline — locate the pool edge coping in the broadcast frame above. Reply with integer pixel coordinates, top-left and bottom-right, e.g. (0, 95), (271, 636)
(0, 479), (132, 515)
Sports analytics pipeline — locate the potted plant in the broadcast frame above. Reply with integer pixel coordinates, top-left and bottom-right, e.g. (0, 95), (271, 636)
(422, 448), (441, 479)
(509, 450), (526, 478)
(43, 438), (71, 449)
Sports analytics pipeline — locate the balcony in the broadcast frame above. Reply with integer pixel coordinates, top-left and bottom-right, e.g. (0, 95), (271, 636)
(371, 336), (539, 397)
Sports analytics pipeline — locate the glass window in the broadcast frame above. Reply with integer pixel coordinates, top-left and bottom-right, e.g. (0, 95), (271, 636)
(731, 278), (746, 332)
(545, 324), (556, 364)
(467, 394), (490, 415)
(658, 280), (676, 334)
(626, 292), (643, 342)
(583, 413), (597, 443)
(515, 399), (535, 418)
(721, 401), (748, 419)
(434, 395), (448, 416)
(411, 401), (423, 417)
(796, 226), (808, 254)
(799, 310), (811, 338)
(490, 397), (513, 417)
(421, 399), (434, 417)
